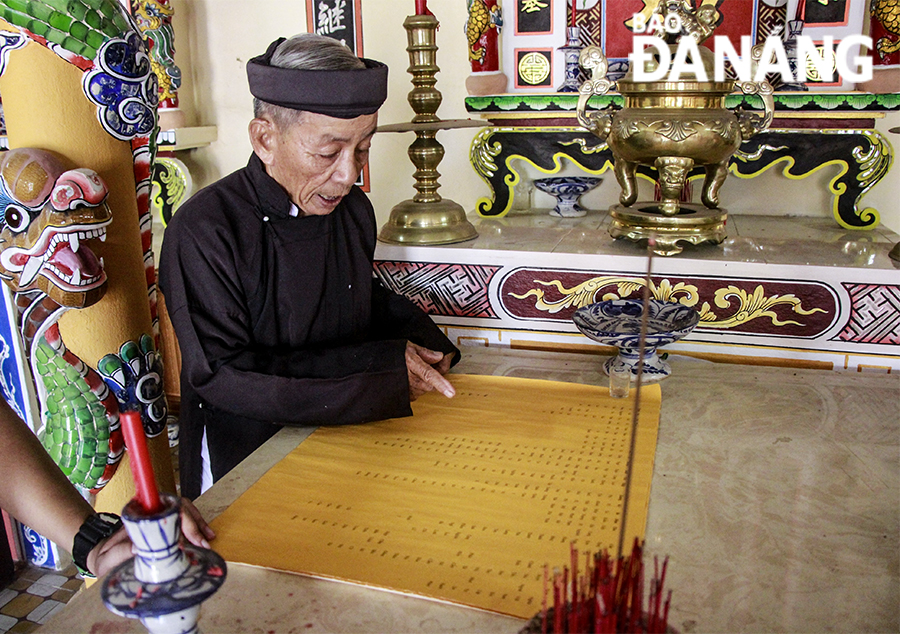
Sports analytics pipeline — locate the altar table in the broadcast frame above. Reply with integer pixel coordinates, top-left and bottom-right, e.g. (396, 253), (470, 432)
(39, 347), (899, 633)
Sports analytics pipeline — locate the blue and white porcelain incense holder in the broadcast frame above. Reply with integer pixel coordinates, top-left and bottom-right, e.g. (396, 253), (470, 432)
(101, 494), (226, 634)
(573, 299), (700, 382)
(533, 176), (601, 218)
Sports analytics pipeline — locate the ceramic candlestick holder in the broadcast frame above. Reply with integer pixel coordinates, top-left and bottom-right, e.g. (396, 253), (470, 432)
(102, 494), (226, 634)
(557, 26), (584, 92)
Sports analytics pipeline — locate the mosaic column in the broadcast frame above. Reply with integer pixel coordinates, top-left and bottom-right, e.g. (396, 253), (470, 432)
(858, 0), (900, 92)
(465, 0), (507, 95)
(0, 2), (174, 519)
(131, 0), (185, 129)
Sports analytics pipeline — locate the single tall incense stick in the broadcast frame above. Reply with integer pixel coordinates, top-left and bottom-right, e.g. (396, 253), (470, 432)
(616, 237), (655, 559)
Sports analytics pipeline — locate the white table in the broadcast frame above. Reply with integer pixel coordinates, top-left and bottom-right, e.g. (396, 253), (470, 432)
(40, 348), (899, 633)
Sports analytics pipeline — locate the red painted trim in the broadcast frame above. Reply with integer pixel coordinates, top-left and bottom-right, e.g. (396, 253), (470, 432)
(354, 0), (364, 55)
(306, 0), (315, 33)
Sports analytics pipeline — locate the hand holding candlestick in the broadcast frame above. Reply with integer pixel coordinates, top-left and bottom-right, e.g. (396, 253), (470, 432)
(103, 410), (226, 634)
(119, 410), (214, 547)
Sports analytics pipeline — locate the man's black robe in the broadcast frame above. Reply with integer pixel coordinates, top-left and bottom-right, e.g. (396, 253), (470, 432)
(158, 154), (459, 498)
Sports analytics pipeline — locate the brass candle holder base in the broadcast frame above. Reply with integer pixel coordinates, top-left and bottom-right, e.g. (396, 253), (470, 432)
(379, 199), (478, 245)
(609, 203), (727, 257)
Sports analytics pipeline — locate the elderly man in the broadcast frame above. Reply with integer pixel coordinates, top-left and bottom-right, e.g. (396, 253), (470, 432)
(159, 34), (459, 499)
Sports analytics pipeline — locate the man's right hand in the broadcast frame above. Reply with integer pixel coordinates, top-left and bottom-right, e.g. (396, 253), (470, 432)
(406, 342), (456, 401)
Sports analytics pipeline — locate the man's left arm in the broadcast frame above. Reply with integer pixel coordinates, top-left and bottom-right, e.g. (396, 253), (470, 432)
(369, 278), (461, 368)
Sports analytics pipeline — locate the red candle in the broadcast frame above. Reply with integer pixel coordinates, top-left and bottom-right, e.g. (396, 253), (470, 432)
(571, 0), (577, 28)
(415, 0), (427, 15)
(120, 410), (163, 514)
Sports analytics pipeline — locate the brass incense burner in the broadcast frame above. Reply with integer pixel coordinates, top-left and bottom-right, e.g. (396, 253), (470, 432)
(576, 3), (774, 255)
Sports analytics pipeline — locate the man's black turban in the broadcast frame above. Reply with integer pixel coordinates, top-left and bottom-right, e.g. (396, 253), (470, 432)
(247, 37), (389, 119)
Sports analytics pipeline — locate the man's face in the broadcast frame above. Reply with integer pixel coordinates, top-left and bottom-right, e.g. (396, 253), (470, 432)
(266, 111), (378, 216)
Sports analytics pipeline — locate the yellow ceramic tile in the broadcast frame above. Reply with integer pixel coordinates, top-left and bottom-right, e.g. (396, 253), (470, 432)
(0, 594), (42, 619)
(60, 579), (83, 592)
(16, 569), (42, 583)
(7, 620), (40, 633)
(211, 374), (662, 619)
(7, 580), (30, 592)
(48, 589), (74, 604)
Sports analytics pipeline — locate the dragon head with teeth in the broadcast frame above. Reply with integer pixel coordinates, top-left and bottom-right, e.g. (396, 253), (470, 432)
(0, 148), (111, 308)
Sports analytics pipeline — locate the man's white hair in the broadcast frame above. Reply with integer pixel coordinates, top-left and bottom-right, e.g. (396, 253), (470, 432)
(253, 33), (366, 129)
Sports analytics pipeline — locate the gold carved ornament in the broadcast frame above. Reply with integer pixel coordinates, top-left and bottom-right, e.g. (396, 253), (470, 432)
(521, 0), (548, 12)
(509, 277), (826, 328)
(518, 52), (551, 85)
(470, 127), (503, 178)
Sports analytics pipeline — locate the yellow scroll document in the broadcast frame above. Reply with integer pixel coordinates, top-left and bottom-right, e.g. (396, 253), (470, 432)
(210, 374), (662, 619)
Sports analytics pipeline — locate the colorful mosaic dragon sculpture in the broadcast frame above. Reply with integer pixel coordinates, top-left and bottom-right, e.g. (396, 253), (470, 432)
(466, 0), (501, 64)
(0, 0), (169, 498)
(873, 0), (900, 58)
(0, 0), (160, 333)
(131, 0), (182, 108)
(0, 148), (166, 493)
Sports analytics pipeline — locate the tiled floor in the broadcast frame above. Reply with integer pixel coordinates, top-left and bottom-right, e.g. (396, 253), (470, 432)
(0, 563), (83, 633)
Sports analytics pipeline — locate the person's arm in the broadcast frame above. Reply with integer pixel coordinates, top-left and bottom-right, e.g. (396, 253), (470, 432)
(369, 277), (461, 367)
(172, 306), (413, 425)
(369, 277), (460, 400)
(229, 281), (459, 403)
(159, 215), (415, 427)
(0, 400), (102, 566)
(0, 400), (214, 577)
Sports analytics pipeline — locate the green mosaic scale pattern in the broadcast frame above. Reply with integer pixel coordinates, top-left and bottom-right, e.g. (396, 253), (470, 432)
(0, 0), (130, 60)
(34, 340), (110, 490)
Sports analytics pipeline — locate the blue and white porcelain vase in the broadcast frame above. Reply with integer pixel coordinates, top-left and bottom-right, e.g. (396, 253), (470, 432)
(780, 20), (809, 91)
(557, 26), (584, 92)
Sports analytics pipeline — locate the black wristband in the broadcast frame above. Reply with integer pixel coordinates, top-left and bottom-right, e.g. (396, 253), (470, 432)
(72, 512), (122, 575)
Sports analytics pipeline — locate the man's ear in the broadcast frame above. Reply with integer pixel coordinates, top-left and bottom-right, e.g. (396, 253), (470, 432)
(249, 118), (278, 165)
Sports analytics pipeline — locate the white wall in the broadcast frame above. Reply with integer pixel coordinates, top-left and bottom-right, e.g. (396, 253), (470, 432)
(169, 0), (900, 235)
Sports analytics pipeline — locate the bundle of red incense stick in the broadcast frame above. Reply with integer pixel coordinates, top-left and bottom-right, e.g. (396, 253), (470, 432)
(528, 539), (671, 634)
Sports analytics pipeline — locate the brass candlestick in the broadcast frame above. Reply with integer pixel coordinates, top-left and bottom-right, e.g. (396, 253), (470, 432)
(378, 13), (480, 245)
